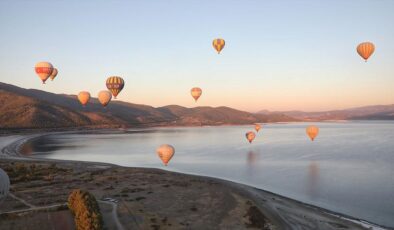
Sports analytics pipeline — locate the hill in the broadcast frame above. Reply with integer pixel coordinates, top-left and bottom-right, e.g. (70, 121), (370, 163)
(158, 105), (296, 126)
(0, 82), (296, 129)
(257, 105), (394, 121)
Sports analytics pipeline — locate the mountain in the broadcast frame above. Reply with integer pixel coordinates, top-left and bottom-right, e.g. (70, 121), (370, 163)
(0, 90), (93, 128)
(257, 105), (394, 121)
(0, 82), (296, 129)
(158, 105), (296, 126)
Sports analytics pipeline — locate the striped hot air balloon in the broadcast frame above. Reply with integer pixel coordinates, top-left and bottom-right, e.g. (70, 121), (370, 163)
(106, 76), (125, 99)
(212, 38), (225, 54)
(35, 62), (53, 84)
(156, 144), (175, 166)
(357, 42), (375, 62)
(191, 87), (202, 102)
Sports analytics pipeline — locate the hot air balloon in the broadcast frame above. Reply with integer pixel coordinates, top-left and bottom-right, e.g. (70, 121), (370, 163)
(98, 90), (112, 107)
(35, 62), (53, 84)
(245, 131), (256, 143)
(156, 144), (175, 166)
(106, 76), (125, 99)
(78, 91), (91, 106)
(357, 42), (375, 62)
(0, 168), (10, 204)
(306, 125), (319, 141)
(191, 87), (202, 102)
(255, 124), (262, 132)
(49, 68), (58, 81)
(212, 38), (225, 54)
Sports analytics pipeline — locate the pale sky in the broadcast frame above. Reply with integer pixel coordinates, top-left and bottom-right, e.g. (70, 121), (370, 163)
(0, 0), (393, 112)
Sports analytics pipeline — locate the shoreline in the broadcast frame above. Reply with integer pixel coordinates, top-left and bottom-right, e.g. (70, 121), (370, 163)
(0, 120), (369, 136)
(0, 132), (389, 229)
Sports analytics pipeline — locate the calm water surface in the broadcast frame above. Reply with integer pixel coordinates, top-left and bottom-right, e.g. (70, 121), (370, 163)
(21, 122), (394, 227)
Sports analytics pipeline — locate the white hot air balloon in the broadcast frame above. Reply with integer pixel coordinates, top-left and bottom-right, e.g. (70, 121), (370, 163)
(0, 168), (10, 204)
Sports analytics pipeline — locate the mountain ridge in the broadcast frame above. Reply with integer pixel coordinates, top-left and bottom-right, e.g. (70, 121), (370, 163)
(257, 104), (394, 120)
(0, 82), (296, 129)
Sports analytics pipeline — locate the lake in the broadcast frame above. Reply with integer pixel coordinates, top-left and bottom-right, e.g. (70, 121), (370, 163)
(20, 121), (394, 228)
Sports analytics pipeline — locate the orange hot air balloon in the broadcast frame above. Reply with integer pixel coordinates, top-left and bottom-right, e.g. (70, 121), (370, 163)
(49, 68), (58, 81)
(191, 87), (202, 102)
(35, 62), (53, 84)
(306, 125), (319, 141)
(245, 131), (256, 143)
(78, 91), (91, 106)
(156, 144), (175, 166)
(106, 76), (125, 99)
(357, 42), (375, 61)
(98, 90), (112, 107)
(255, 124), (262, 132)
(212, 38), (225, 54)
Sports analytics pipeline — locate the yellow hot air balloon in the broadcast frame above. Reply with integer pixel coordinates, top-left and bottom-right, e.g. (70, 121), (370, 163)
(78, 91), (91, 106)
(106, 76), (125, 99)
(212, 38), (225, 54)
(191, 87), (202, 102)
(49, 68), (58, 81)
(245, 131), (256, 143)
(255, 124), (262, 132)
(357, 42), (375, 62)
(306, 125), (319, 141)
(35, 62), (53, 84)
(98, 90), (112, 107)
(156, 144), (175, 166)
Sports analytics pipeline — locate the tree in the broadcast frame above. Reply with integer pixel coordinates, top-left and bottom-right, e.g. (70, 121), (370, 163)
(67, 189), (103, 230)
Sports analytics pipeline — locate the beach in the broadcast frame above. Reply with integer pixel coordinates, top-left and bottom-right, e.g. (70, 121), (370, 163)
(0, 133), (386, 230)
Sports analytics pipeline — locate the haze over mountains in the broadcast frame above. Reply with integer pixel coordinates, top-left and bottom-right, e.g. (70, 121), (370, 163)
(1, 82), (393, 129)
(0, 82), (294, 129)
(258, 105), (394, 121)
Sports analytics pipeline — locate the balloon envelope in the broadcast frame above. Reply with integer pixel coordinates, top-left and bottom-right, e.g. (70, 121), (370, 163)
(0, 168), (10, 203)
(212, 38), (225, 54)
(191, 87), (202, 101)
(98, 90), (112, 107)
(49, 68), (58, 81)
(156, 144), (175, 166)
(255, 124), (262, 132)
(35, 62), (53, 84)
(106, 76), (125, 98)
(78, 91), (91, 106)
(357, 42), (375, 61)
(245, 131), (256, 143)
(306, 125), (319, 141)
